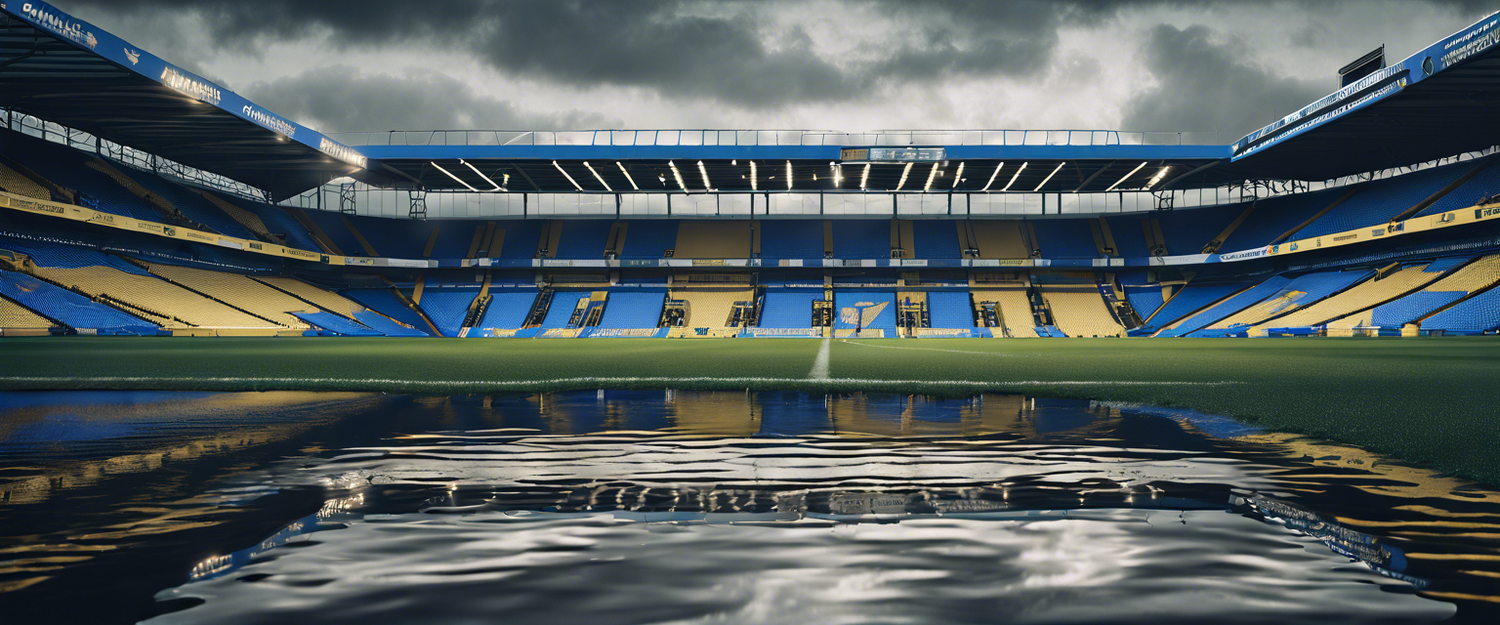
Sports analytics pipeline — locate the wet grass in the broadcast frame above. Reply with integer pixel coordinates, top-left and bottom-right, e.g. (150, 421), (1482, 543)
(1, 336), (1497, 484)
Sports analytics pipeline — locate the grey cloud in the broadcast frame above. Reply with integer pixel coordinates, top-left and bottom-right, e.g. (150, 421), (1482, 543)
(56, 0), (1103, 106)
(1120, 24), (1328, 136)
(242, 67), (619, 134)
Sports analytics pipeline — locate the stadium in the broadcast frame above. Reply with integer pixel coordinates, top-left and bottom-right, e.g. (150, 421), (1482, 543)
(1, 1), (1499, 623)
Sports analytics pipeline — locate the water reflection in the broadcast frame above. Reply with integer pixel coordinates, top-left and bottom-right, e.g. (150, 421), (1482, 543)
(0, 390), (1496, 624)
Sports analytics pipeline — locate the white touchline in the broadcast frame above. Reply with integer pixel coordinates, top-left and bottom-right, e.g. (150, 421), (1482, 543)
(0, 376), (1240, 387)
(808, 339), (832, 380)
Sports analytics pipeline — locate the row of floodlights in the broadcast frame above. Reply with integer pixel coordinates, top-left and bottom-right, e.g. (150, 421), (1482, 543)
(429, 160), (1171, 194)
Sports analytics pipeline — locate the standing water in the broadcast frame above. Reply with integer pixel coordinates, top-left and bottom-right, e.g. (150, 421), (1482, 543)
(0, 390), (1497, 624)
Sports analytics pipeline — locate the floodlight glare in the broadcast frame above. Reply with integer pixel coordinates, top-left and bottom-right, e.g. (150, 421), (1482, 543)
(552, 161), (583, 191)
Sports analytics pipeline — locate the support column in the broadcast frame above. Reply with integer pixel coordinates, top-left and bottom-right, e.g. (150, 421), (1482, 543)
(340, 183), (357, 215)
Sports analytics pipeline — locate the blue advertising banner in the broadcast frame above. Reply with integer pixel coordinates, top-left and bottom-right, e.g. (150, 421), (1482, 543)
(0, 1), (368, 170)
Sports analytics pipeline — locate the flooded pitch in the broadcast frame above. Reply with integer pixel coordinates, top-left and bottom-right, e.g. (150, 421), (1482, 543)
(1, 390), (1497, 624)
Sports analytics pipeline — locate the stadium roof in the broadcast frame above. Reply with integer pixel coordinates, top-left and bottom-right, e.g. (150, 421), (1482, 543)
(0, 0), (385, 200)
(1, 1), (1498, 199)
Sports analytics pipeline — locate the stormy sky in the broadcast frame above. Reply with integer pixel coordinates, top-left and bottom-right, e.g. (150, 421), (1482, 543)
(52, 0), (1497, 139)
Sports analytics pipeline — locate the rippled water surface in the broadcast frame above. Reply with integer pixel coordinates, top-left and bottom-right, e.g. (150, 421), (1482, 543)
(1, 390), (1498, 624)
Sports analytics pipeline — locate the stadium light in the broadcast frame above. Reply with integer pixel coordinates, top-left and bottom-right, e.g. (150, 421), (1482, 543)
(1034, 162), (1066, 192)
(896, 162), (914, 191)
(697, 160), (711, 190)
(750, 161), (758, 191)
(460, 159), (504, 191)
(583, 161), (613, 192)
(552, 161), (583, 191)
(834, 164), (843, 188)
(669, 160), (690, 193)
(431, 161), (479, 192)
(615, 162), (639, 190)
(923, 163), (940, 192)
(1104, 161), (1148, 192)
(1001, 162), (1028, 191)
(981, 163), (1004, 191)
(860, 163), (870, 190)
(786, 161), (793, 190)
(952, 162), (965, 189)
(1146, 166), (1172, 189)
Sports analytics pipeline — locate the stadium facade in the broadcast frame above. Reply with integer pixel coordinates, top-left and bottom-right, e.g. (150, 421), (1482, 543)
(3, 0), (1500, 339)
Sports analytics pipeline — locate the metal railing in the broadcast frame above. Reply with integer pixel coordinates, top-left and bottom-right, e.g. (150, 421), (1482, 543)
(327, 129), (1232, 148)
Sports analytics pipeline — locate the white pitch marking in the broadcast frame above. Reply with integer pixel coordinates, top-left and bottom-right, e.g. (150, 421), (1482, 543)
(808, 339), (832, 380)
(0, 376), (1239, 387)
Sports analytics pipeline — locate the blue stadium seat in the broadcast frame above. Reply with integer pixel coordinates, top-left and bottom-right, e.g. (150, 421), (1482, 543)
(345, 214), (430, 258)
(353, 309), (429, 336)
(117, 167), (256, 239)
(1421, 287), (1500, 334)
(833, 292), (897, 332)
(343, 289), (431, 333)
(758, 221), (824, 259)
(620, 220), (678, 259)
(831, 220), (890, 258)
(0, 238), (150, 274)
(1159, 209), (1239, 255)
(1189, 270), (1370, 335)
(230, 199), (324, 253)
(1158, 276), (1290, 337)
(1371, 291), (1466, 328)
(759, 291), (818, 327)
(298, 209), (368, 256)
(418, 288), (480, 337)
(428, 221), (479, 259)
(1105, 217), (1150, 257)
(1218, 191), (1340, 252)
(1294, 164), (1469, 240)
(912, 221), (961, 258)
(0, 131), (160, 222)
(497, 221), (544, 259)
(926, 291), (973, 328)
(1030, 220), (1096, 258)
(597, 292), (665, 328)
(1416, 161), (1500, 218)
(293, 312), (381, 336)
(0, 269), (154, 332)
(553, 220), (613, 259)
(541, 292), (590, 328)
(477, 290), (539, 329)
(1123, 286), (1164, 322)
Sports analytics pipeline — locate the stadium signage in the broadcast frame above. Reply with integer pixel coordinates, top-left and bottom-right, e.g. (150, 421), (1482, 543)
(18, 2), (96, 49)
(840, 147), (946, 163)
(318, 138), (368, 169)
(1439, 16), (1500, 71)
(242, 105), (297, 139)
(160, 67), (222, 105)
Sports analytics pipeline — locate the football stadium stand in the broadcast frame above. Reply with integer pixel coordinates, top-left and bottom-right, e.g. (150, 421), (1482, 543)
(417, 288), (480, 337)
(926, 291), (974, 329)
(598, 292), (666, 329)
(1157, 276), (1292, 337)
(0, 269), (152, 332)
(477, 290), (540, 330)
(1357, 255), (1500, 329)
(0, 293), (51, 331)
(970, 287), (1038, 337)
(759, 292), (819, 328)
(1421, 284), (1500, 334)
(834, 292), (897, 335)
(1041, 286), (1125, 337)
(146, 263), (313, 328)
(674, 221), (752, 258)
(759, 221), (824, 259)
(3, 2), (1500, 341)
(1198, 269), (1373, 335)
(672, 288), (754, 328)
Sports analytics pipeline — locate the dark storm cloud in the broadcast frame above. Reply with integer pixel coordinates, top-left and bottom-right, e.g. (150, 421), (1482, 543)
(1120, 24), (1328, 136)
(55, 0), (1112, 106)
(242, 67), (619, 134)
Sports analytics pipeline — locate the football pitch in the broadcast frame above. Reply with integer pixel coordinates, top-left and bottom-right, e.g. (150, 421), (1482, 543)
(2, 336), (1497, 484)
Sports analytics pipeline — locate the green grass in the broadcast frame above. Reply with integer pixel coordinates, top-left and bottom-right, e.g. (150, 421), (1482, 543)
(1, 336), (1497, 485)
